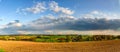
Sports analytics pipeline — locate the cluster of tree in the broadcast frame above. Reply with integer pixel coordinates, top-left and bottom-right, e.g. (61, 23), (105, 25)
(58, 35), (119, 42)
(0, 35), (120, 42)
(64, 35), (120, 42)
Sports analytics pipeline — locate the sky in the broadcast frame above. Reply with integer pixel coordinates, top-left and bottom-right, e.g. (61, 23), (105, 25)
(0, 0), (120, 35)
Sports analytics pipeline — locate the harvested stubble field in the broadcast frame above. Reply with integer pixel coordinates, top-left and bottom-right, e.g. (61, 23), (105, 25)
(0, 40), (120, 52)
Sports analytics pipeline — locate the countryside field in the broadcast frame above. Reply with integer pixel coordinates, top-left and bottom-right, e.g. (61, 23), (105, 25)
(0, 40), (120, 52)
(0, 0), (119, 52)
(0, 35), (119, 52)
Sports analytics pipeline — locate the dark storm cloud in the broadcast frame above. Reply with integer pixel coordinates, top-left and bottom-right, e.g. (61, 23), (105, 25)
(30, 17), (120, 31)
(59, 18), (120, 30)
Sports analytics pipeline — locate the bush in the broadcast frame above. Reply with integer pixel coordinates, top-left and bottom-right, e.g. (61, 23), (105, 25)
(44, 39), (57, 42)
(82, 35), (92, 41)
(115, 35), (120, 39)
(57, 38), (66, 42)
(3, 36), (10, 41)
(15, 36), (21, 41)
(92, 35), (114, 41)
(36, 35), (42, 38)
(72, 35), (82, 42)
(66, 35), (72, 42)
(35, 38), (44, 42)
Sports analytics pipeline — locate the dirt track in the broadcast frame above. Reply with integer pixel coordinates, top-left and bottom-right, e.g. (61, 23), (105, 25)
(0, 40), (120, 52)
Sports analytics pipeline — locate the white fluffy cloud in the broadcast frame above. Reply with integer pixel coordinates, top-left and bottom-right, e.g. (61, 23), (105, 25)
(23, 2), (46, 14)
(16, 8), (27, 15)
(18, 1), (74, 15)
(49, 1), (74, 15)
(82, 10), (120, 19)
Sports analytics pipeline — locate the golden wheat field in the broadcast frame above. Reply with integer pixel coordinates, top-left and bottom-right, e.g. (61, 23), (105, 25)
(0, 40), (120, 52)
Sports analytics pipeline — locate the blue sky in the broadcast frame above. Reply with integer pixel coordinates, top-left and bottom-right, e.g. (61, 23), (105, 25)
(0, 0), (119, 24)
(0, 0), (120, 34)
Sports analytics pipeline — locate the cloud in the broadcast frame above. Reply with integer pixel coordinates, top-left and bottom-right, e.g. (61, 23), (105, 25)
(22, 11), (119, 31)
(18, 1), (74, 15)
(82, 10), (120, 19)
(0, 20), (23, 34)
(49, 1), (74, 15)
(1, 10), (120, 34)
(16, 8), (27, 15)
(27, 11), (120, 31)
(91, 10), (99, 14)
(23, 2), (46, 14)
(0, 19), (3, 21)
(7, 20), (23, 27)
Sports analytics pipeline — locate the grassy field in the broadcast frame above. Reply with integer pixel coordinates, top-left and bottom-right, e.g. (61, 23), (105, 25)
(0, 40), (120, 52)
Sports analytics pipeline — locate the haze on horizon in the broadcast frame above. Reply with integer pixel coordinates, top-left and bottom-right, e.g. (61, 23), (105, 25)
(0, 0), (120, 35)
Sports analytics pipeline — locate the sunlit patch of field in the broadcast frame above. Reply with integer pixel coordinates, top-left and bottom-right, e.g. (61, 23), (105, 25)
(0, 40), (120, 52)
